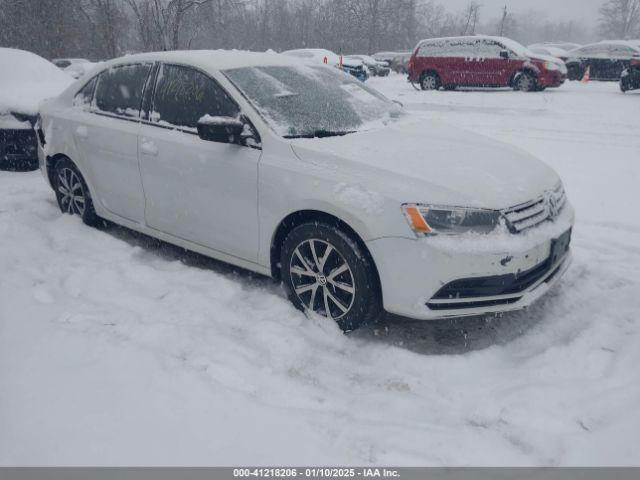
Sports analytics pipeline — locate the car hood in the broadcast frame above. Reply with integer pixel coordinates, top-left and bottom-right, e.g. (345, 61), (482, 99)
(289, 118), (560, 210)
(529, 53), (565, 66)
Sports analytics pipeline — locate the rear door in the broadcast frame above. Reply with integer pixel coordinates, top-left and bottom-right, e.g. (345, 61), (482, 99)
(138, 63), (261, 261)
(73, 63), (151, 223)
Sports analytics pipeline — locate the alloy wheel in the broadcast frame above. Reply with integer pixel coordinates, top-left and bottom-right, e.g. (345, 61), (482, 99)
(518, 74), (534, 91)
(422, 75), (437, 90)
(57, 167), (86, 215)
(289, 239), (355, 320)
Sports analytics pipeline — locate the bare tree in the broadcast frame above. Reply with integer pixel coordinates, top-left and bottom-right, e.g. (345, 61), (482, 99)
(598, 0), (640, 39)
(459, 2), (481, 36)
(124, 0), (213, 50)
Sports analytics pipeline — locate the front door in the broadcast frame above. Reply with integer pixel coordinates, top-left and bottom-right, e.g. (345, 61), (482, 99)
(138, 63), (261, 262)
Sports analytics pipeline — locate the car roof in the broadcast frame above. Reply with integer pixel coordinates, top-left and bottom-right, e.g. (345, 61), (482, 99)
(103, 50), (309, 72)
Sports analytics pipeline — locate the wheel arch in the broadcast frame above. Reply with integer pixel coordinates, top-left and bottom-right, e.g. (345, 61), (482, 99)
(269, 210), (381, 292)
(509, 67), (538, 87)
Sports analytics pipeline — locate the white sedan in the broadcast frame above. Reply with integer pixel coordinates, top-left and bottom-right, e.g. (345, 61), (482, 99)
(37, 50), (574, 331)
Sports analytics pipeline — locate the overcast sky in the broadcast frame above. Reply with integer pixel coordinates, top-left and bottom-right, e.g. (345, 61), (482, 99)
(444, 0), (603, 27)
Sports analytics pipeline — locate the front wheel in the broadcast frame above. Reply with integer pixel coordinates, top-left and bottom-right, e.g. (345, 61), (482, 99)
(514, 72), (537, 92)
(53, 158), (100, 226)
(620, 77), (630, 93)
(281, 223), (382, 332)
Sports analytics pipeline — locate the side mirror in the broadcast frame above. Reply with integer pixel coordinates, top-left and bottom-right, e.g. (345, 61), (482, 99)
(197, 116), (245, 144)
(500, 50), (509, 59)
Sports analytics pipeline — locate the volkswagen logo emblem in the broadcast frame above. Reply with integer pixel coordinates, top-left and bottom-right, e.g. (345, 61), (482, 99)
(546, 192), (559, 219)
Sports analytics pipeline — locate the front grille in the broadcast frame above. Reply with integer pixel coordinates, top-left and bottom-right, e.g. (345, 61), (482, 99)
(502, 183), (566, 233)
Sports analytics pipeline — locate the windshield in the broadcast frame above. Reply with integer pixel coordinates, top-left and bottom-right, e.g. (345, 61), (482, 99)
(223, 64), (402, 138)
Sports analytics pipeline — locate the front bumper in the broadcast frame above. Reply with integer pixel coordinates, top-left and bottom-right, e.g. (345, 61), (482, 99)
(367, 205), (575, 320)
(539, 69), (567, 88)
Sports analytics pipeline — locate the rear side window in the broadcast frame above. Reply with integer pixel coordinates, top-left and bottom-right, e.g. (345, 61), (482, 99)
(93, 63), (152, 118)
(151, 64), (239, 130)
(73, 76), (97, 108)
(418, 39), (479, 58)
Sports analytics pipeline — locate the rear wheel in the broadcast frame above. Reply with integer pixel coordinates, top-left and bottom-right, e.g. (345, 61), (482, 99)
(420, 71), (440, 91)
(281, 222), (382, 332)
(53, 158), (100, 226)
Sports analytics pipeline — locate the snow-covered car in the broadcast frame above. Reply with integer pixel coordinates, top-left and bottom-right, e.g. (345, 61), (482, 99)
(565, 41), (640, 81)
(528, 42), (581, 54)
(37, 50), (574, 331)
(282, 48), (368, 81)
(620, 55), (640, 92)
(0, 48), (73, 170)
(52, 58), (94, 79)
(372, 51), (412, 73)
(348, 54), (391, 76)
(409, 36), (567, 91)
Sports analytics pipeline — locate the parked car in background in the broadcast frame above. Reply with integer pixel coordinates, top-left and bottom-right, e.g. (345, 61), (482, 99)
(0, 48), (72, 170)
(281, 49), (368, 81)
(528, 42), (581, 53)
(37, 50), (574, 331)
(348, 54), (390, 76)
(620, 55), (640, 92)
(52, 58), (95, 79)
(372, 51), (412, 73)
(564, 41), (640, 81)
(408, 35), (567, 92)
(528, 45), (569, 59)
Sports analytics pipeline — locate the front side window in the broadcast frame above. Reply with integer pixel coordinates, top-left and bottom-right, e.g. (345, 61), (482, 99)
(478, 40), (505, 58)
(73, 76), (97, 108)
(151, 64), (239, 130)
(93, 63), (152, 118)
(224, 65), (402, 138)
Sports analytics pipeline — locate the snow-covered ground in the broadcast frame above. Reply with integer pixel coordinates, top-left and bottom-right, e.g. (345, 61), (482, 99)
(1, 75), (639, 466)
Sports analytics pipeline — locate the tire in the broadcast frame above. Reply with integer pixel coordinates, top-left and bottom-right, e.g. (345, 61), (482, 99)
(420, 71), (440, 91)
(514, 71), (537, 92)
(280, 222), (382, 332)
(53, 157), (100, 226)
(620, 77), (630, 93)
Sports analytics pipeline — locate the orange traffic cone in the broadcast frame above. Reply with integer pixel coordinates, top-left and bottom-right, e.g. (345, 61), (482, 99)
(581, 66), (590, 83)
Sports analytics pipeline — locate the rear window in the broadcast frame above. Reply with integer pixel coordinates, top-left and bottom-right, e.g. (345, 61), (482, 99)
(93, 63), (152, 118)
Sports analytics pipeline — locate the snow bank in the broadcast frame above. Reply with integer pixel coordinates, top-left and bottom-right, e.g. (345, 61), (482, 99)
(1, 77), (639, 466)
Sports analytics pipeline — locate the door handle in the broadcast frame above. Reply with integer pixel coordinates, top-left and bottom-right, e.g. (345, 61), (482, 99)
(75, 126), (88, 139)
(140, 139), (158, 157)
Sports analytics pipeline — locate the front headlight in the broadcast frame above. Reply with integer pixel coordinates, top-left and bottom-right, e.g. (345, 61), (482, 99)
(544, 61), (560, 71)
(402, 204), (500, 236)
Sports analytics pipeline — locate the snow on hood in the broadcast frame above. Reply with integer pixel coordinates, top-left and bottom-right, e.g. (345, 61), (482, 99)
(0, 48), (75, 115)
(290, 118), (560, 210)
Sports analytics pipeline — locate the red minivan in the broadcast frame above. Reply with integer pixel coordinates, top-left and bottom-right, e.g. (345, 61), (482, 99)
(408, 35), (567, 92)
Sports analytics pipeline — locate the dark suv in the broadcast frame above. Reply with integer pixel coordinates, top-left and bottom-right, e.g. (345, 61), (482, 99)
(565, 41), (640, 81)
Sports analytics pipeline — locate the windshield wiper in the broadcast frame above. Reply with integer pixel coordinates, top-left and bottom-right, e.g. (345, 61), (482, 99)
(284, 129), (356, 139)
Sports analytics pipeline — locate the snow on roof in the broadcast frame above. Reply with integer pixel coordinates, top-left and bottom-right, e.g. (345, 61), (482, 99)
(106, 49), (310, 73)
(596, 40), (640, 51)
(417, 35), (532, 57)
(0, 48), (74, 115)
